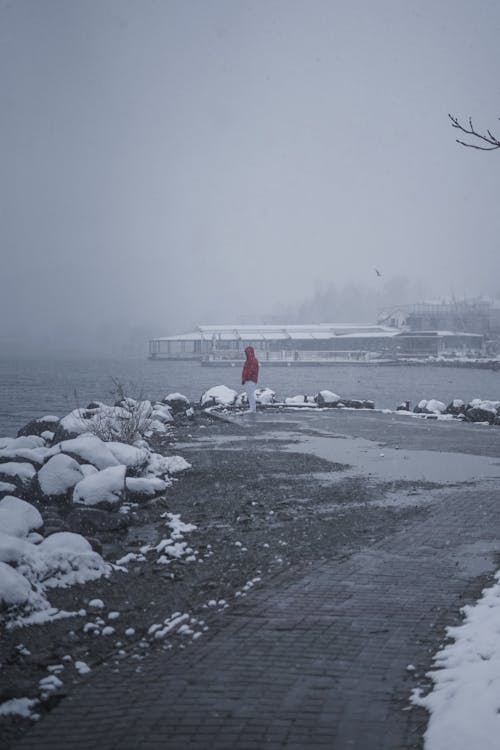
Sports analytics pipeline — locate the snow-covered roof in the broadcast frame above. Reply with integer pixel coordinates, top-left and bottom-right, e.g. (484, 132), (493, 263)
(152, 324), (400, 342)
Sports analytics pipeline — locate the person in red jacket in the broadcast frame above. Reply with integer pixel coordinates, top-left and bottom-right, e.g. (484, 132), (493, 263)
(241, 346), (259, 413)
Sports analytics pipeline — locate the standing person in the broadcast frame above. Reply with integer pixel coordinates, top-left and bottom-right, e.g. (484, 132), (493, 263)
(241, 346), (259, 413)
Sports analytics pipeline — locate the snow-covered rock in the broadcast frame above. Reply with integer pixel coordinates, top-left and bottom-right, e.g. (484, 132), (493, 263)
(37, 454), (84, 498)
(0, 562), (34, 607)
(0, 436), (46, 450)
(105, 442), (149, 471)
(54, 408), (90, 440)
(38, 531), (92, 555)
(151, 404), (174, 424)
(32, 532), (110, 589)
(0, 447), (45, 469)
(0, 462), (36, 486)
(444, 399), (466, 416)
(0, 496), (43, 537)
(0, 531), (36, 565)
(73, 466), (126, 507)
(17, 415), (60, 439)
(285, 395), (315, 406)
(465, 400), (499, 424)
(163, 393), (191, 412)
(256, 387), (276, 405)
(146, 453), (191, 477)
(315, 390), (341, 407)
(60, 434), (121, 470)
(200, 385), (238, 408)
(126, 477), (168, 499)
(0, 481), (16, 495)
(425, 399), (446, 414)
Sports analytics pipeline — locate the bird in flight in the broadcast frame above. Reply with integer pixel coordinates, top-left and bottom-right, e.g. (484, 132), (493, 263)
(374, 268), (382, 277)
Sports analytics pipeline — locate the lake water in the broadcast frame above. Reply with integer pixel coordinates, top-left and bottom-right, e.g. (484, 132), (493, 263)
(1, 355), (500, 437)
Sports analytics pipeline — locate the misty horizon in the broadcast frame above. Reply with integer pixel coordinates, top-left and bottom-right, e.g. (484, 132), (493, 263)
(2, 1), (500, 357)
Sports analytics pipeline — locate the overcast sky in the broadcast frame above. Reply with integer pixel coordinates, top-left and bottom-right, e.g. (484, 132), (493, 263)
(1, 0), (500, 352)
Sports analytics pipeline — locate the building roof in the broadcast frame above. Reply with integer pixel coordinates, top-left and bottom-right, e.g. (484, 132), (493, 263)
(152, 324), (400, 342)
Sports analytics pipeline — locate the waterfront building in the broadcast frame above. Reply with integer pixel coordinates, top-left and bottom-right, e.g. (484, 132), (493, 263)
(148, 324), (483, 364)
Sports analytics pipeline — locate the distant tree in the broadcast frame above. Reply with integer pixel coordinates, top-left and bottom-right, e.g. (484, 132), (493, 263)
(449, 114), (500, 151)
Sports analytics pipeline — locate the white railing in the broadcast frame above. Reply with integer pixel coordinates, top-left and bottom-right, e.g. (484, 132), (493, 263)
(205, 350), (386, 363)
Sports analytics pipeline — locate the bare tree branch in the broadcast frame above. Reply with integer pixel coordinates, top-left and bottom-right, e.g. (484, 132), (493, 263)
(448, 113), (500, 151)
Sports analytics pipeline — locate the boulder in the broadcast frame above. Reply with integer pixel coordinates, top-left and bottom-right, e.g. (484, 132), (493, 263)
(413, 400), (428, 414)
(424, 399), (446, 415)
(60, 434), (121, 470)
(73, 466), (126, 507)
(315, 390), (341, 407)
(37, 454), (84, 500)
(444, 399), (466, 416)
(396, 401), (411, 411)
(162, 393), (191, 412)
(0, 496), (43, 537)
(125, 477), (168, 500)
(464, 405), (497, 424)
(200, 386), (238, 409)
(342, 399), (375, 409)
(255, 388), (276, 405)
(17, 416), (60, 439)
(0, 448), (45, 469)
(0, 462), (36, 492)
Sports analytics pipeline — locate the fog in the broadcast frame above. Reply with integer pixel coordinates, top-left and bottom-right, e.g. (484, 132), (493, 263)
(1, 0), (500, 356)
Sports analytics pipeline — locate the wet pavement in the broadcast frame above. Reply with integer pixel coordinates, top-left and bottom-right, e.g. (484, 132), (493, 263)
(8, 409), (500, 750)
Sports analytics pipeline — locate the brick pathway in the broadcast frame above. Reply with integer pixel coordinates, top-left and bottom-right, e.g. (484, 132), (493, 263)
(10, 413), (500, 750)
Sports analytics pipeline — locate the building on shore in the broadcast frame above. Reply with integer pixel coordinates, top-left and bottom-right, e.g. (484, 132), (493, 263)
(148, 324), (483, 364)
(378, 298), (500, 339)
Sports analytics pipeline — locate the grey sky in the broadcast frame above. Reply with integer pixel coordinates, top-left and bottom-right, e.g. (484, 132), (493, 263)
(1, 0), (500, 352)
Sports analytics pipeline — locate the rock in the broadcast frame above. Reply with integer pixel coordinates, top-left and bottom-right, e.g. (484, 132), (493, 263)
(444, 399), (466, 416)
(37, 454), (84, 500)
(200, 386), (238, 409)
(255, 388), (276, 405)
(125, 477), (168, 500)
(315, 390), (341, 407)
(73, 466), (126, 507)
(0, 462), (36, 493)
(0, 448), (44, 469)
(342, 399), (375, 409)
(162, 393), (191, 412)
(17, 416), (60, 438)
(396, 401), (411, 411)
(65, 507), (130, 534)
(60, 435), (121, 471)
(413, 400), (428, 414)
(465, 406), (496, 423)
(425, 399), (446, 414)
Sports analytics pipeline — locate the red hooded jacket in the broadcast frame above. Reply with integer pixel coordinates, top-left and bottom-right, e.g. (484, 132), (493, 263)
(242, 346), (259, 385)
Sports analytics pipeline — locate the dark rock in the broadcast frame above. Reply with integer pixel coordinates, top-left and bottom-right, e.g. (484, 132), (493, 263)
(342, 399), (375, 409)
(65, 508), (130, 535)
(17, 416), (60, 438)
(464, 406), (496, 424)
(0, 452), (43, 469)
(444, 401), (466, 416)
(397, 401), (411, 411)
(162, 394), (191, 413)
(86, 401), (104, 410)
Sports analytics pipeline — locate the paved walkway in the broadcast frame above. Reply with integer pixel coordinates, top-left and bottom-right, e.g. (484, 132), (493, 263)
(10, 412), (500, 749)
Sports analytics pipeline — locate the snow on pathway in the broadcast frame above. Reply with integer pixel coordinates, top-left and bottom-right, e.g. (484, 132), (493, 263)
(412, 570), (500, 750)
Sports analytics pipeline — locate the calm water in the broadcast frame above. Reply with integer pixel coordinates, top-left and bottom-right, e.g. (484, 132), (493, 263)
(1, 355), (500, 437)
